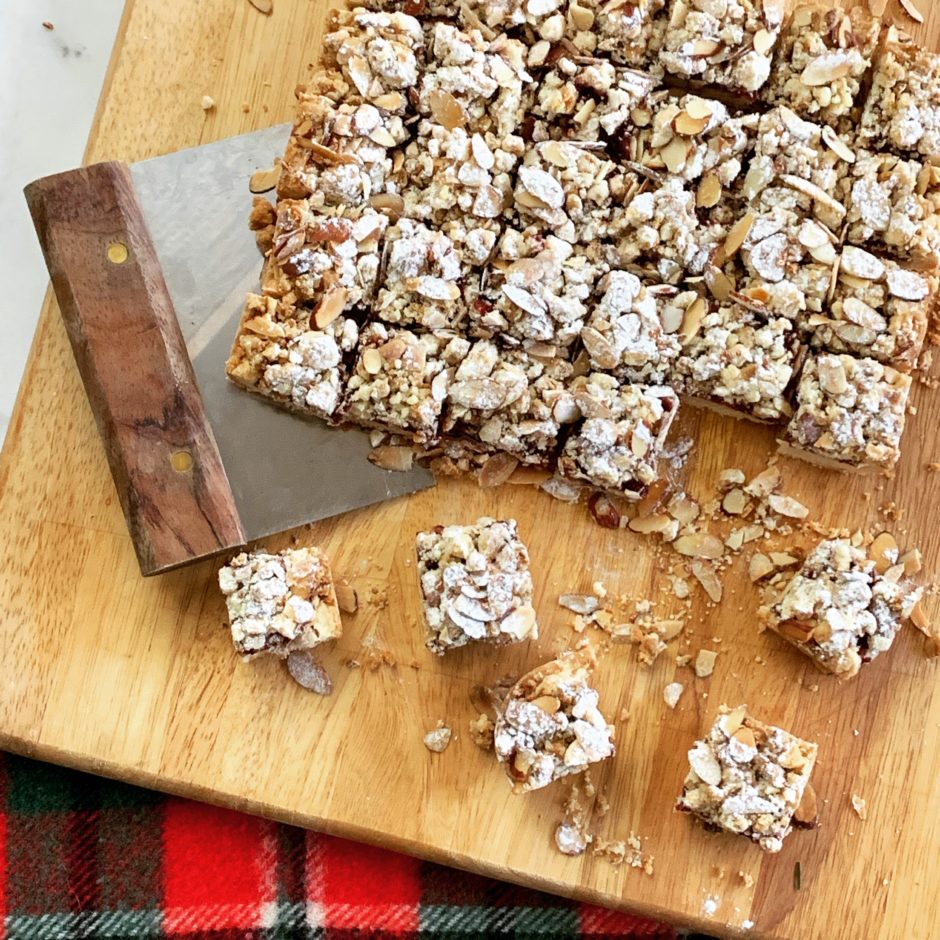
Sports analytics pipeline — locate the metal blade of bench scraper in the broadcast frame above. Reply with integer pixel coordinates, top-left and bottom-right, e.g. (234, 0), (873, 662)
(128, 125), (434, 542)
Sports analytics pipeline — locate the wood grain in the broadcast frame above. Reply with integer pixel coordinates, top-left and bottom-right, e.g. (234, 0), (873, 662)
(2, 1), (940, 937)
(24, 163), (245, 574)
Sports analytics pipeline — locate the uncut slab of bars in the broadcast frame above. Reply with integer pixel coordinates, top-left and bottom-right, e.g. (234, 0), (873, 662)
(226, 0), (940, 482)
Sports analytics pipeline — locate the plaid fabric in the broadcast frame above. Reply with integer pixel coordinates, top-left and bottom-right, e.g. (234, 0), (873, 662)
(0, 752), (686, 940)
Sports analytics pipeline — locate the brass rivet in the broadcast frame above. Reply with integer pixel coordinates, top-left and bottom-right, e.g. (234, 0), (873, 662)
(170, 450), (193, 472)
(107, 242), (129, 264)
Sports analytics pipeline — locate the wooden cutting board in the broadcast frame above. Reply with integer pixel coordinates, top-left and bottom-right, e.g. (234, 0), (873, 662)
(2, 1), (940, 937)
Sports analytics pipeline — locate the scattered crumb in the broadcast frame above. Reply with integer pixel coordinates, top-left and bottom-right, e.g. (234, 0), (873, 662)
(593, 580), (608, 598)
(242, 103), (251, 113)
(851, 794), (867, 820)
(619, 708), (631, 722)
(344, 658), (361, 669)
(663, 681), (684, 709)
(468, 713), (494, 751)
(201, 95), (216, 111)
(742, 920), (754, 931)
(694, 649), (718, 678)
(928, 463), (940, 473)
(555, 821), (589, 856)
(593, 832), (654, 875)
(423, 722), (452, 753)
(702, 895), (719, 917)
(739, 871), (754, 888)
(42, 20), (54, 30)
(676, 653), (692, 667)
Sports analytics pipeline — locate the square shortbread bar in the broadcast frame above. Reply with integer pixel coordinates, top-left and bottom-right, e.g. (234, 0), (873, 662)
(494, 650), (615, 792)
(225, 293), (358, 423)
(676, 705), (817, 853)
(416, 517), (538, 654)
(781, 353), (913, 471)
(218, 548), (342, 659)
(759, 538), (923, 678)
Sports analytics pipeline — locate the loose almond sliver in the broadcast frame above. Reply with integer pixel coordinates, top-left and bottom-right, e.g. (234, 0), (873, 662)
(869, 532), (899, 574)
(723, 214), (755, 261)
(900, 0), (924, 24)
(697, 173), (722, 209)
(314, 286), (348, 328)
(822, 125), (856, 164)
(673, 532), (725, 559)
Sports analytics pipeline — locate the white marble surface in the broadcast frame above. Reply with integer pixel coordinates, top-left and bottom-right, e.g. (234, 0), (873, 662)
(0, 0), (123, 443)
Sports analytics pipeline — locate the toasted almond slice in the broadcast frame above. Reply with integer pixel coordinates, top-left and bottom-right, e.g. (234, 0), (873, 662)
(249, 0), (273, 12)
(679, 296), (707, 342)
(723, 214), (755, 260)
(910, 601), (931, 635)
(569, 2), (595, 30)
(373, 91), (406, 112)
(249, 164), (281, 194)
(810, 243), (838, 264)
(361, 347), (383, 375)
(674, 111), (711, 136)
(800, 52), (852, 86)
(780, 174), (847, 219)
(690, 38), (721, 56)
(368, 445), (413, 471)
(531, 695), (562, 714)
(297, 140), (361, 165)
(694, 648), (718, 677)
(370, 127), (399, 148)
(749, 553), (775, 582)
(692, 561), (722, 603)
(559, 594), (600, 615)
(870, 532), (899, 574)
(335, 580), (358, 614)
(369, 191), (405, 220)
(822, 125), (856, 164)
(471, 133), (495, 170)
(753, 28), (775, 55)
(798, 220), (830, 250)
(429, 89), (467, 131)
(767, 493), (809, 519)
(314, 286), (348, 328)
(794, 784), (818, 826)
(851, 794), (867, 820)
(508, 466), (552, 486)
(900, 0), (924, 24)
(685, 97), (714, 121)
(673, 532), (724, 559)
(515, 189), (551, 210)
(696, 173), (722, 209)
(661, 136), (691, 174)
(705, 265), (733, 302)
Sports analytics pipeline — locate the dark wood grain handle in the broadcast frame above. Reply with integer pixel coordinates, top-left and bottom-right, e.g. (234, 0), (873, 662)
(25, 162), (246, 576)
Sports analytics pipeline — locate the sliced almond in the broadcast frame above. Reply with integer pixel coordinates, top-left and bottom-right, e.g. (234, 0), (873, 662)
(696, 173), (722, 209)
(777, 619), (814, 642)
(801, 52), (852, 86)
(335, 580), (358, 614)
(910, 601), (930, 635)
(694, 648), (718, 678)
(900, 0), (925, 24)
(688, 743), (722, 785)
(369, 191), (405, 220)
(798, 220), (830, 250)
(692, 560), (722, 603)
(705, 265), (733, 302)
(628, 513), (678, 536)
(373, 91), (406, 113)
(660, 136), (690, 174)
(361, 347), (384, 375)
(690, 38), (721, 57)
(559, 594), (600, 615)
(840, 245), (886, 280)
(673, 532), (725, 559)
(685, 98), (714, 121)
(851, 794), (868, 820)
(679, 296), (707, 342)
(732, 725), (756, 749)
(822, 125), (856, 164)
(780, 174), (847, 219)
(429, 89), (467, 131)
(508, 466), (552, 486)
(569, 3), (595, 30)
(870, 532), (899, 574)
(767, 493), (809, 519)
(478, 452), (519, 488)
(749, 553), (775, 582)
(723, 214), (755, 261)
(368, 445), (414, 471)
(674, 111), (711, 136)
(248, 0), (273, 12)
(722, 488), (748, 515)
(249, 164), (281, 194)
(314, 286), (348, 328)
(793, 784), (818, 826)
(900, 548), (922, 576)
(753, 28), (775, 56)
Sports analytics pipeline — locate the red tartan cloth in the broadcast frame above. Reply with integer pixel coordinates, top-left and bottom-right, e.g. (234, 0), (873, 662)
(0, 753), (681, 939)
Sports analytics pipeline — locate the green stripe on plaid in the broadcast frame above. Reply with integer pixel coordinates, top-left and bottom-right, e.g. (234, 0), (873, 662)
(5, 908), (163, 938)
(419, 904), (580, 937)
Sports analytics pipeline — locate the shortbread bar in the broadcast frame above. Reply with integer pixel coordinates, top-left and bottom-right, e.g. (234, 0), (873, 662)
(261, 201), (387, 314)
(659, 0), (786, 95)
(322, 9), (424, 106)
(531, 59), (659, 144)
(557, 374), (679, 498)
(860, 39), (940, 163)
(781, 353), (913, 471)
(494, 650), (615, 793)
(802, 248), (934, 371)
(745, 107), (853, 230)
(513, 141), (636, 245)
(373, 220), (469, 331)
(670, 301), (800, 423)
(472, 227), (599, 350)
(226, 293), (358, 422)
(844, 152), (940, 270)
(277, 77), (409, 206)
(218, 548), (342, 659)
(580, 272), (683, 385)
(625, 92), (758, 189)
(443, 341), (576, 465)
(676, 705), (817, 853)
(759, 538), (923, 678)
(419, 21), (532, 140)
(416, 517), (538, 655)
(763, 5), (879, 126)
(343, 324), (465, 443)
